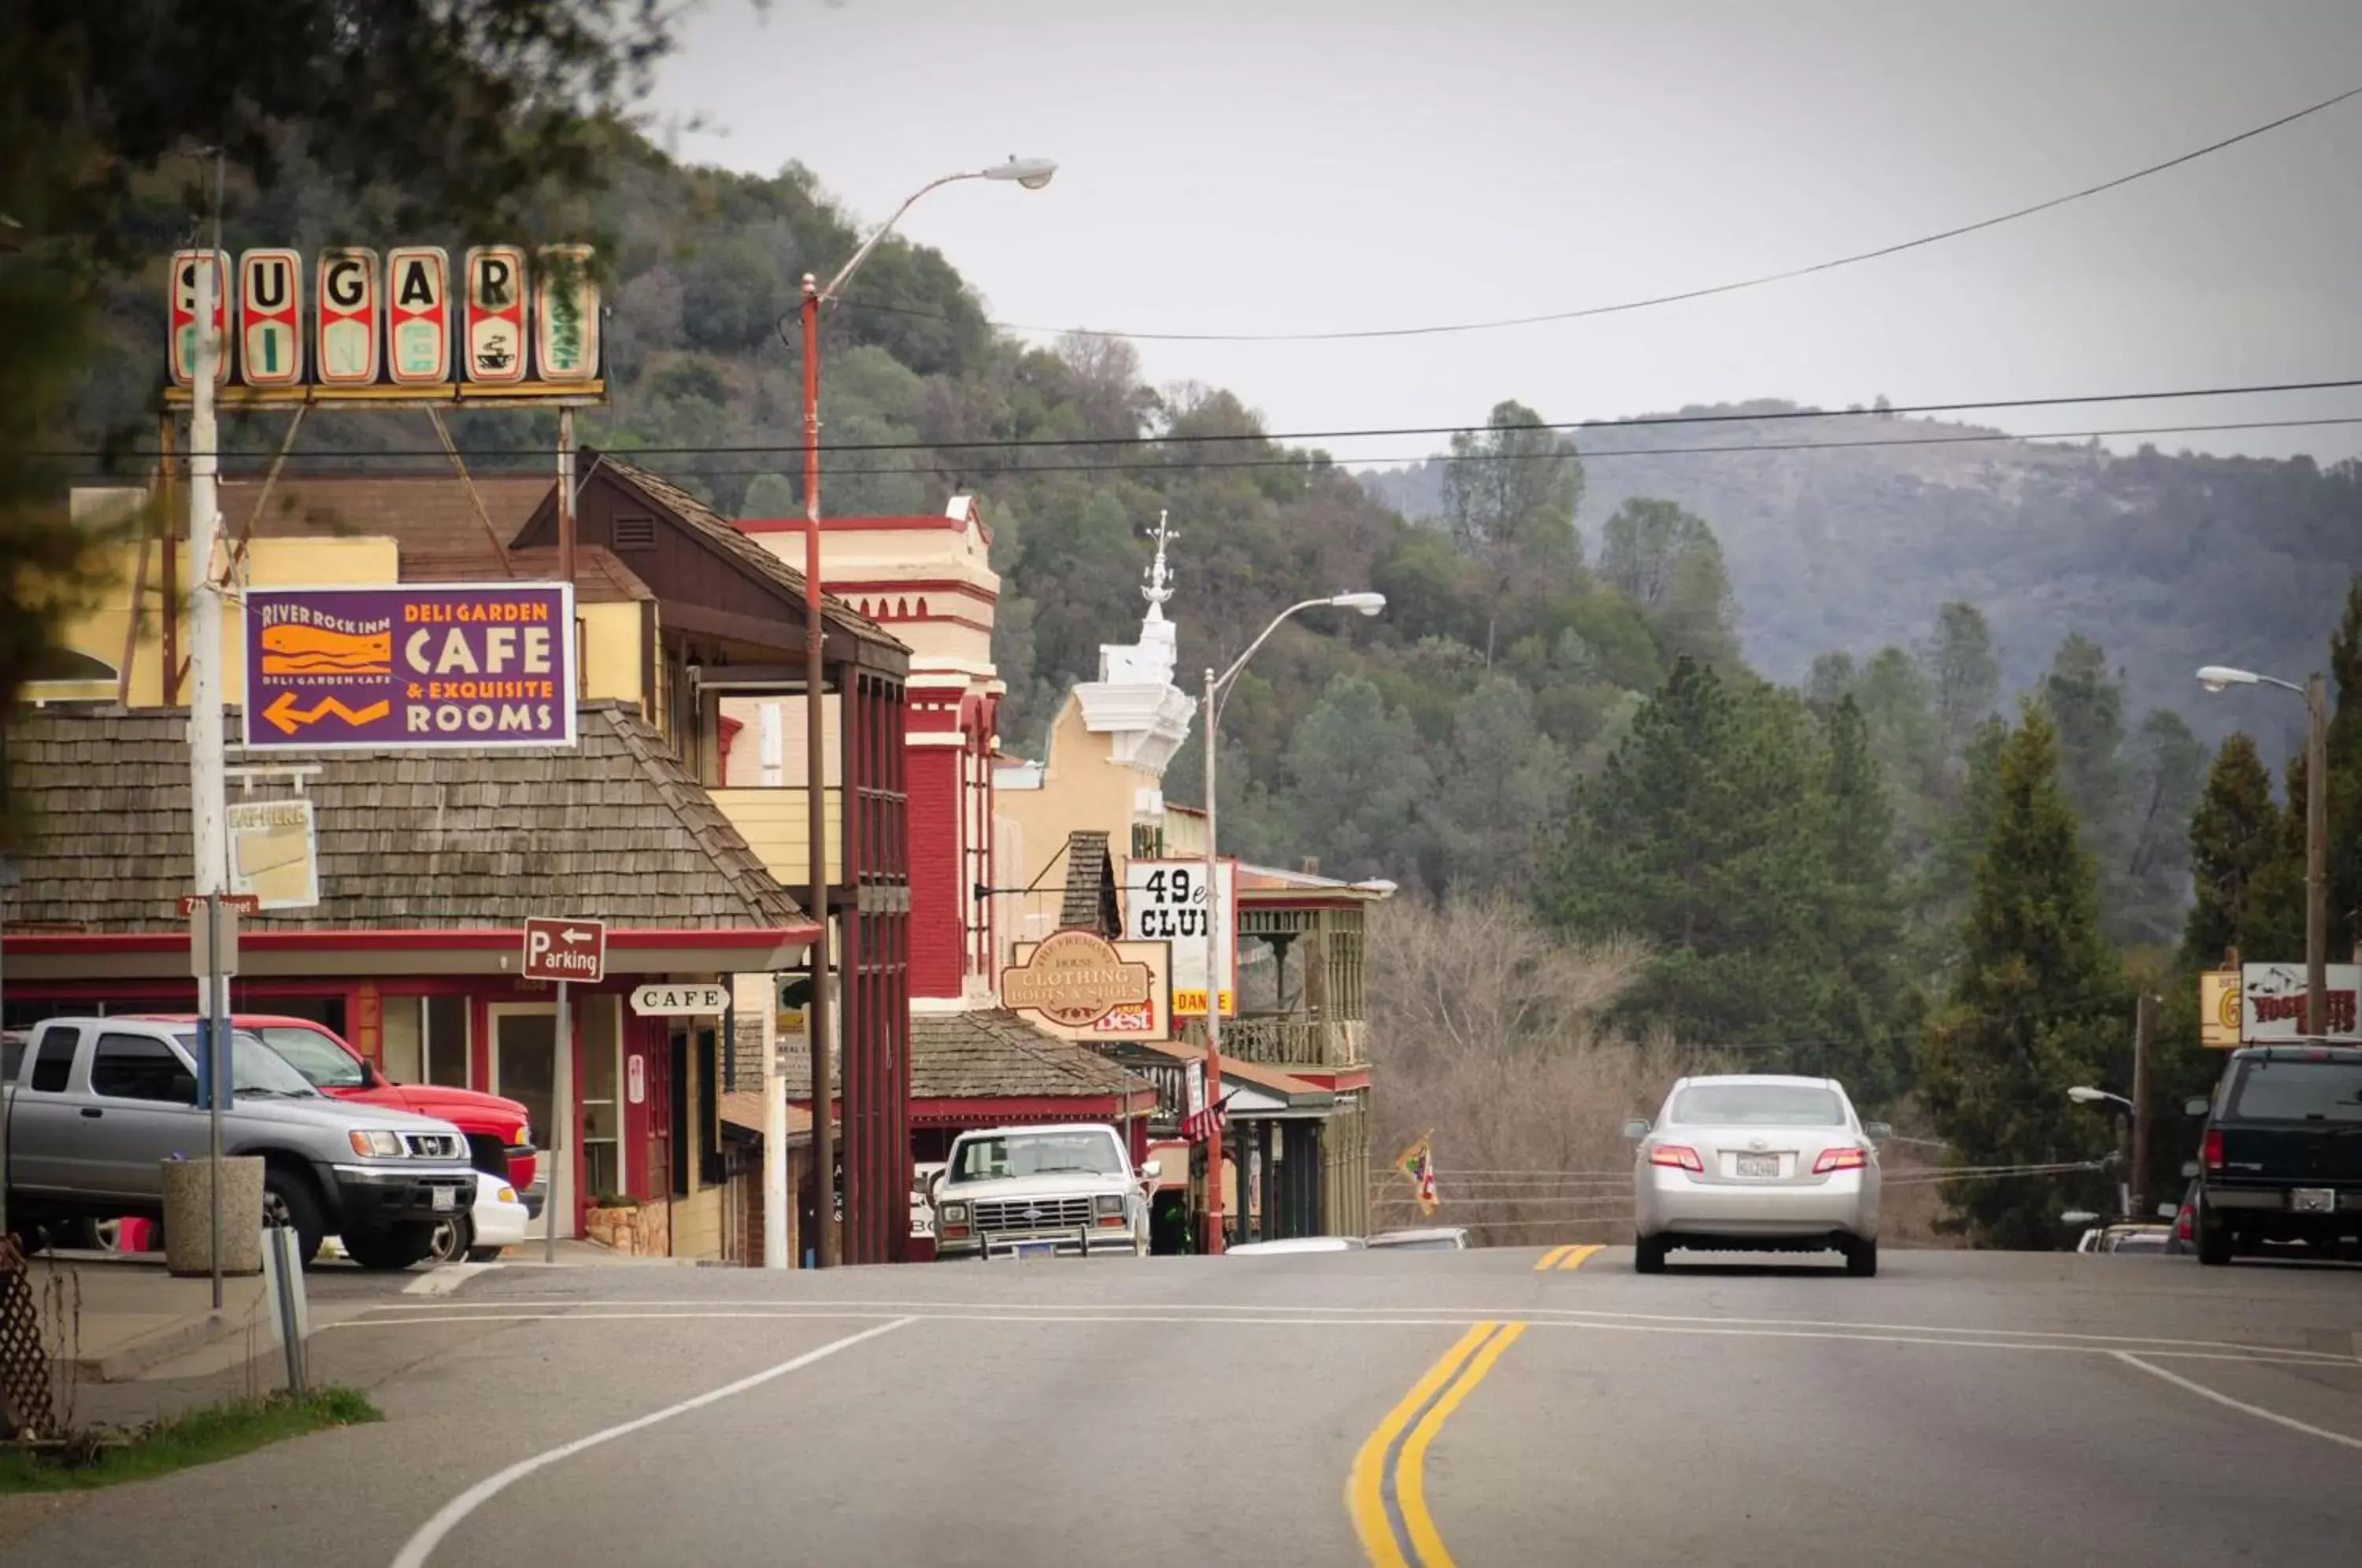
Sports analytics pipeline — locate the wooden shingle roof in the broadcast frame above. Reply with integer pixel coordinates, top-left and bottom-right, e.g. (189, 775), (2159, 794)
(2, 701), (804, 933)
(779, 1008), (1151, 1103)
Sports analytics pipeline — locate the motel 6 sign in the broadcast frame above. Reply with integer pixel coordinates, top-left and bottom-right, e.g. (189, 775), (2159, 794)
(168, 243), (601, 391)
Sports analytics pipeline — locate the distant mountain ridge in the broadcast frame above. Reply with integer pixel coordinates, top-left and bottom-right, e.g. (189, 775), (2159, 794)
(1357, 401), (2362, 755)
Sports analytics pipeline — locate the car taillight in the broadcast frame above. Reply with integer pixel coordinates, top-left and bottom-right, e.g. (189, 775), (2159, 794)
(2203, 1128), (2224, 1172)
(1812, 1146), (1868, 1174)
(1649, 1145), (1704, 1173)
(2175, 1207), (2193, 1241)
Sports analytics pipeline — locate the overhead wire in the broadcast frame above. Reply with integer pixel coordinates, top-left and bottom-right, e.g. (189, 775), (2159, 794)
(41, 374), (2362, 463)
(834, 83), (2362, 344)
(77, 413), (2362, 486)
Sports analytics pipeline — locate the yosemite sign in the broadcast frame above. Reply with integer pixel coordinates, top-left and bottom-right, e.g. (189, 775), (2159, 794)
(1001, 930), (1154, 1029)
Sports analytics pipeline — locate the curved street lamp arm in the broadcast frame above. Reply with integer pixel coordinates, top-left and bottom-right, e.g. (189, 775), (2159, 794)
(819, 170), (984, 302)
(1210, 598), (1335, 725)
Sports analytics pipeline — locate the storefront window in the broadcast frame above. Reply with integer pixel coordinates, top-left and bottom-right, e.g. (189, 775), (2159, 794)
(425, 995), (470, 1088)
(381, 998), (424, 1083)
(581, 996), (620, 1201)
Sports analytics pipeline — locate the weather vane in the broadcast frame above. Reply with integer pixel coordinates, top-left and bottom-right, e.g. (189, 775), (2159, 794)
(1142, 510), (1175, 611)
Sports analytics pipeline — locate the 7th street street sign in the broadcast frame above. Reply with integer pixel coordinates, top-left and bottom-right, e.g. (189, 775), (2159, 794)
(524, 917), (605, 984)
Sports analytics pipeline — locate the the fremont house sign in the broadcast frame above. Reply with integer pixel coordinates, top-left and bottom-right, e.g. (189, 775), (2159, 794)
(1001, 928), (1155, 1029)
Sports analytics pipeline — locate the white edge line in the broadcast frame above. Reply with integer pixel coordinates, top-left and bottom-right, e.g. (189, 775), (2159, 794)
(386, 1316), (913, 1568)
(357, 1297), (2360, 1362)
(402, 1263), (496, 1297)
(2112, 1351), (2362, 1452)
(328, 1310), (2353, 1366)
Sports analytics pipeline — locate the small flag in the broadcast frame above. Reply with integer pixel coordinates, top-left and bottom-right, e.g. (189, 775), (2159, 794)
(1397, 1133), (1438, 1215)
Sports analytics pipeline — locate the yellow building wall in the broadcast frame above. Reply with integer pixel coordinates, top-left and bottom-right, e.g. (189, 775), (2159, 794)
(994, 693), (1169, 952)
(712, 788), (842, 885)
(43, 530), (653, 711)
(671, 1184), (725, 1259)
(578, 601), (646, 704)
(47, 535), (400, 708)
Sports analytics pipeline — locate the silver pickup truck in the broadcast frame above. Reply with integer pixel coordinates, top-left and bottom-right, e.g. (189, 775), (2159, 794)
(2, 1016), (478, 1270)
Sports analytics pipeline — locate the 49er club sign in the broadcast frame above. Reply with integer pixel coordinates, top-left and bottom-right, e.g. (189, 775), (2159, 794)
(168, 245), (599, 395)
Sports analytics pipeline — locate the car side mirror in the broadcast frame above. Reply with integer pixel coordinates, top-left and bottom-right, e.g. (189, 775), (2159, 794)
(2181, 1159), (2201, 1179)
(168, 1071), (199, 1105)
(1621, 1119), (1650, 1140)
(2156, 1203), (2178, 1219)
(924, 1170), (946, 1202)
(2183, 1096), (2210, 1118)
(1138, 1159), (1162, 1181)
(1863, 1122), (1893, 1142)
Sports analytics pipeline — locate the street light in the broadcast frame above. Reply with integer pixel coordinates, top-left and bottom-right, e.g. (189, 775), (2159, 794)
(792, 158), (1055, 1267)
(2065, 1086), (2134, 1219)
(2195, 663), (2330, 1040)
(1200, 592), (1386, 1253)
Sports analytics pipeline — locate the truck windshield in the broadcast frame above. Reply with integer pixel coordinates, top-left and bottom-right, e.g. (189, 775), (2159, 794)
(173, 1031), (324, 1097)
(950, 1131), (1124, 1182)
(2228, 1060), (2362, 1123)
(253, 1025), (368, 1089)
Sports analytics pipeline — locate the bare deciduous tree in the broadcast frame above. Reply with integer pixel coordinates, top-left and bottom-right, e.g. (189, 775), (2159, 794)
(1364, 895), (1723, 1247)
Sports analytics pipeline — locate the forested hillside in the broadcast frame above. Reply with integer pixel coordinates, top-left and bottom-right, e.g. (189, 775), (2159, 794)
(1361, 404), (2362, 758)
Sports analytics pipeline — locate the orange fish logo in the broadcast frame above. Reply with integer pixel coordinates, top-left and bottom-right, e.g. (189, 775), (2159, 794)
(261, 622), (391, 675)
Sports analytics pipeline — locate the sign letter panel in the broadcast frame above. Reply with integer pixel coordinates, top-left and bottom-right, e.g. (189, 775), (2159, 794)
(385, 246), (452, 385)
(238, 249), (304, 387)
(314, 249), (382, 385)
(464, 246), (528, 383)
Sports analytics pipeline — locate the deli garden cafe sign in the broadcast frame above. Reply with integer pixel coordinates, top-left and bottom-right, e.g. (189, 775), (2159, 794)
(241, 582), (577, 751)
(168, 245), (600, 394)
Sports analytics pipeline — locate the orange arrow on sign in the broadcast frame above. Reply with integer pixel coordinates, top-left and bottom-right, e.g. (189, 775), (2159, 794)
(263, 690), (393, 734)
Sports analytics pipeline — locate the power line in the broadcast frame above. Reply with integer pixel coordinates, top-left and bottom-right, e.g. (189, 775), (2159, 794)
(68, 411), (2362, 484)
(839, 83), (2362, 345)
(49, 373), (2362, 463)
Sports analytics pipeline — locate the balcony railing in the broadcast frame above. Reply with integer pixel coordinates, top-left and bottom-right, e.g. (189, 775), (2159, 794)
(1181, 1014), (1364, 1069)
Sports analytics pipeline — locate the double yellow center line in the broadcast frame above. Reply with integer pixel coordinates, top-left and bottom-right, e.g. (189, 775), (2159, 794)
(1535, 1243), (1603, 1271)
(1346, 1320), (1528, 1567)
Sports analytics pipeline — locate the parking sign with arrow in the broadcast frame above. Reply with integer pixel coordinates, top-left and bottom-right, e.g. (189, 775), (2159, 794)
(523, 917), (605, 983)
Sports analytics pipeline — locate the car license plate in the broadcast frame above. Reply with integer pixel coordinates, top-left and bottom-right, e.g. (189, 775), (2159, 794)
(1011, 1238), (1057, 1259)
(2292, 1187), (2336, 1213)
(431, 1187), (457, 1212)
(1736, 1154), (1780, 1179)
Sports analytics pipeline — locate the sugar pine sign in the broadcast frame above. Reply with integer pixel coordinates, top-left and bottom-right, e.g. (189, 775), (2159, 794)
(241, 582), (577, 750)
(167, 243), (599, 396)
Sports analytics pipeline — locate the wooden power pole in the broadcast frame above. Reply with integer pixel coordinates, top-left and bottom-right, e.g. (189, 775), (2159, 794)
(2130, 991), (2155, 1219)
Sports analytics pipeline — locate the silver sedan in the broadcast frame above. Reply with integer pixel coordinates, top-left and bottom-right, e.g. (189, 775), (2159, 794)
(1627, 1074), (1888, 1276)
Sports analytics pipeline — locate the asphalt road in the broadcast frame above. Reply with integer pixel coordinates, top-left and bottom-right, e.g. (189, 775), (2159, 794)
(10, 1246), (2360, 1566)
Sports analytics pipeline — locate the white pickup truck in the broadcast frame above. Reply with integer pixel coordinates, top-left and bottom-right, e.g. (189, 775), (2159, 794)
(927, 1123), (1159, 1261)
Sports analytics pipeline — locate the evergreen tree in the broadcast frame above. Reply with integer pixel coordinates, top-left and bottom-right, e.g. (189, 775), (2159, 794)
(2119, 708), (2208, 949)
(2326, 574), (2362, 953)
(1431, 676), (1567, 896)
(1916, 705), (2122, 1249)
(1923, 601), (2001, 775)
(1814, 695), (1908, 1099)
(2180, 733), (2282, 967)
(1272, 675), (1434, 886)
(2040, 634), (2131, 910)
(1538, 658), (1834, 1047)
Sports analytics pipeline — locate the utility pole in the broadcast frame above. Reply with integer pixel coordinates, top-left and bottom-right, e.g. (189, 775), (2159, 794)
(1201, 665), (1226, 1256)
(2305, 672), (2330, 1038)
(2130, 992), (2153, 1219)
(188, 153), (231, 1311)
(798, 272), (837, 1270)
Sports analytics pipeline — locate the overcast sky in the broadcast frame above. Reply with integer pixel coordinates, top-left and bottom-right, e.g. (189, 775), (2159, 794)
(650, 0), (2362, 466)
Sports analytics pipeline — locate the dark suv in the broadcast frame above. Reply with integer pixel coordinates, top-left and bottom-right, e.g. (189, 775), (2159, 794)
(2186, 1045), (2362, 1267)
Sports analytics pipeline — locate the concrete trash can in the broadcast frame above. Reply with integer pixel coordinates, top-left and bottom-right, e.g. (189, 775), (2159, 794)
(161, 1157), (266, 1278)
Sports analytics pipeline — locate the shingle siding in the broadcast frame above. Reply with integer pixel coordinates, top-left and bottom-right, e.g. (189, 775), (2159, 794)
(4, 701), (805, 932)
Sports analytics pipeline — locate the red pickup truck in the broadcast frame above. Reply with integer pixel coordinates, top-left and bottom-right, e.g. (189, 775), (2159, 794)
(128, 1014), (539, 1200)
